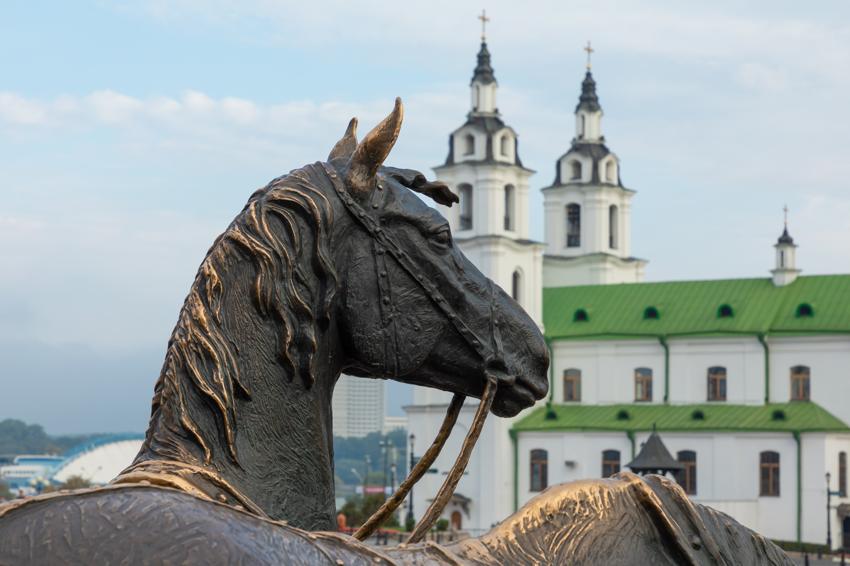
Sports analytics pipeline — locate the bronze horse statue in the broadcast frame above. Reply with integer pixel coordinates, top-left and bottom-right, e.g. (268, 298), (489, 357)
(0, 100), (791, 565)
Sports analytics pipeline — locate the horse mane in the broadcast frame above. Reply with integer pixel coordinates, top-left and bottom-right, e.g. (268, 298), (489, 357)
(144, 162), (339, 465)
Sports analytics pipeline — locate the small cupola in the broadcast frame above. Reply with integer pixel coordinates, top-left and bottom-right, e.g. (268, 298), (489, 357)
(574, 41), (604, 143)
(771, 207), (801, 287)
(626, 426), (685, 477)
(469, 11), (498, 115)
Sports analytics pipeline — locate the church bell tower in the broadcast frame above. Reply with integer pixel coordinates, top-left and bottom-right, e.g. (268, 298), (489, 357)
(407, 12), (545, 537)
(542, 44), (647, 286)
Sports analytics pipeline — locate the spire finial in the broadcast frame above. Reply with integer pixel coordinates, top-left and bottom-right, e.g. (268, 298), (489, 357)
(584, 40), (594, 70)
(783, 204), (789, 229)
(478, 9), (490, 41)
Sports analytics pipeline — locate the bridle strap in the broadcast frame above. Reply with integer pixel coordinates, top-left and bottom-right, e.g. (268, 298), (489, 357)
(328, 165), (510, 542)
(352, 393), (464, 540)
(405, 376), (497, 543)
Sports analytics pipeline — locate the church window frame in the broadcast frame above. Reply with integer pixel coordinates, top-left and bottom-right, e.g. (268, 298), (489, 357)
(609, 204), (619, 249)
(707, 366), (727, 401)
(563, 369), (581, 402)
(570, 160), (582, 181)
(511, 269), (522, 304)
(759, 451), (780, 497)
(839, 451), (847, 497)
(602, 449), (620, 478)
(530, 449), (548, 492)
(605, 159), (616, 183)
(643, 306), (660, 320)
(790, 365), (810, 401)
(796, 303), (814, 318)
(458, 184), (473, 230)
(676, 450), (697, 495)
(634, 367), (653, 402)
(566, 203), (581, 247)
(504, 184), (516, 231)
(463, 133), (475, 156)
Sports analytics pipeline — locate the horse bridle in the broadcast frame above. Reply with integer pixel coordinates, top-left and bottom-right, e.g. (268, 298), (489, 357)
(325, 164), (509, 543)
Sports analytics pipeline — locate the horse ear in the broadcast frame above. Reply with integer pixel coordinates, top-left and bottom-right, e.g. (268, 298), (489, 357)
(346, 97), (403, 196)
(328, 117), (358, 164)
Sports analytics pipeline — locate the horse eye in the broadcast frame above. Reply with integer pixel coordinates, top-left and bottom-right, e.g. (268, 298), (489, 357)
(430, 228), (452, 249)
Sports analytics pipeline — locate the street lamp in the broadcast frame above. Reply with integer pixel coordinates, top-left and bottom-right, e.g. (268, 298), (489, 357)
(351, 468), (363, 497)
(827, 472), (842, 552)
(365, 455), (371, 496)
(379, 438), (393, 496)
(406, 433), (416, 526)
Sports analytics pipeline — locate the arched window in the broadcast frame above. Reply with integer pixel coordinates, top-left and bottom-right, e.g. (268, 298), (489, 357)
(463, 134), (475, 156)
(580, 115), (586, 138)
(458, 184), (473, 230)
(609, 205), (619, 249)
(717, 304), (734, 318)
(511, 269), (522, 303)
(504, 185), (515, 231)
(796, 303), (814, 318)
(780, 250), (785, 268)
(450, 510), (462, 530)
(566, 204), (581, 247)
(574, 308), (589, 322)
(839, 451), (847, 497)
(570, 160), (582, 180)
(634, 368), (652, 402)
(563, 369), (581, 402)
(602, 450), (620, 478)
(707, 366), (727, 401)
(500, 135), (509, 156)
(790, 365), (810, 401)
(530, 449), (548, 492)
(759, 451), (780, 496)
(643, 306), (660, 320)
(474, 85), (480, 110)
(676, 450), (697, 495)
(605, 160), (616, 183)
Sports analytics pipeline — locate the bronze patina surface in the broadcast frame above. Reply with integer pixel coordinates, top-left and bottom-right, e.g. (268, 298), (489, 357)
(0, 101), (791, 565)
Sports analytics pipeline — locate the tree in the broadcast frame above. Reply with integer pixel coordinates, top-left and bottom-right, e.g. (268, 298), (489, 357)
(0, 481), (12, 501)
(339, 494), (399, 529)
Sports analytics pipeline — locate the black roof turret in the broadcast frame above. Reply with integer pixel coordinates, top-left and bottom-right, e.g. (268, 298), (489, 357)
(626, 428), (684, 475)
(575, 71), (601, 113)
(471, 41), (496, 85)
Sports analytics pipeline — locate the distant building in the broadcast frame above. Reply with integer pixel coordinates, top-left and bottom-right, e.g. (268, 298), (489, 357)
(0, 434), (144, 495)
(332, 376), (385, 438)
(382, 415), (407, 435)
(406, 35), (850, 549)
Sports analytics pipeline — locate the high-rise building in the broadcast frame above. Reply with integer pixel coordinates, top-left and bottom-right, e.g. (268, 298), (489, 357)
(332, 376), (384, 438)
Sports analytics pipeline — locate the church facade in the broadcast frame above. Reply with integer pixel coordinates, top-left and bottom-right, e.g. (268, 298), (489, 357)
(405, 39), (850, 548)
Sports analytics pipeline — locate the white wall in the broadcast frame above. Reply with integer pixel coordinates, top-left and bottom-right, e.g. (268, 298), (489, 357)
(517, 430), (850, 545)
(668, 338), (765, 405)
(769, 336), (850, 424)
(550, 339), (663, 404)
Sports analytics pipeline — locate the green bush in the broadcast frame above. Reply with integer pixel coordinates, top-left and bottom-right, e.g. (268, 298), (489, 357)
(435, 518), (449, 532)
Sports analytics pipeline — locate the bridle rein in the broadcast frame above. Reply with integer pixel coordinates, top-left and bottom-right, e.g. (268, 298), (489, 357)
(326, 164), (509, 543)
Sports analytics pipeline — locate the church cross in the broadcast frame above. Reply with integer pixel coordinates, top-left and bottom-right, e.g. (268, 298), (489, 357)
(783, 204), (789, 228)
(478, 9), (490, 41)
(584, 41), (594, 70)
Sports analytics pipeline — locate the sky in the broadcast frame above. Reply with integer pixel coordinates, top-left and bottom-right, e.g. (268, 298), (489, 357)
(1, 1), (849, 434)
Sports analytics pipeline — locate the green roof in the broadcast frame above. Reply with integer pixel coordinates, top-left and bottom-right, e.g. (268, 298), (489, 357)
(513, 402), (850, 434)
(544, 274), (850, 340)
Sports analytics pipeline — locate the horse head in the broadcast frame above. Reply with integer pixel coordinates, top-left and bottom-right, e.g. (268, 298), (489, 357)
(328, 98), (548, 417)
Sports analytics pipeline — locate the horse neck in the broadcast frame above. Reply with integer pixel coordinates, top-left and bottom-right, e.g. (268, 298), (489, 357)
(134, 251), (342, 530)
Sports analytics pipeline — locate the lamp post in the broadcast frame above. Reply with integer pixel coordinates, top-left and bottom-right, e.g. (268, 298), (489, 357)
(406, 433), (416, 526)
(365, 455), (371, 496)
(827, 472), (842, 552)
(379, 438), (392, 497)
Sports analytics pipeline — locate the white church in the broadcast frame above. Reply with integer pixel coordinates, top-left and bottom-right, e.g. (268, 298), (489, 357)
(405, 37), (850, 550)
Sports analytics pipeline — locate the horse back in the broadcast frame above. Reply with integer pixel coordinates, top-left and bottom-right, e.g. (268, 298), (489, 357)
(0, 485), (376, 565)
